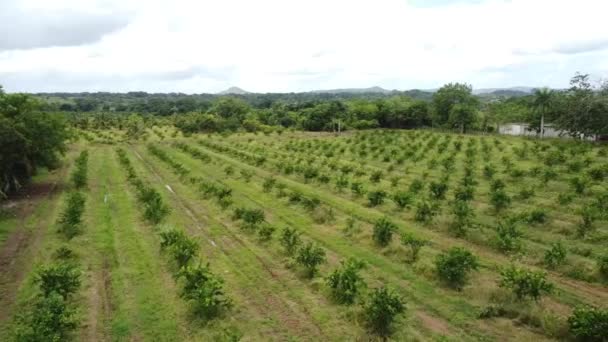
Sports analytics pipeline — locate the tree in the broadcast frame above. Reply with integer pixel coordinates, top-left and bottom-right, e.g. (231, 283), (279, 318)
(326, 258), (366, 304)
(125, 114), (145, 140)
(435, 247), (479, 290)
(432, 83), (478, 127)
(178, 263), (232, 319)
(362, 286), (405, 337)
(400, 232), (428, 262)
(499, 266), (553, 301)
(449, 103), (477, 133)
(568, 306), (608, 341)
(280, 227), (302, 255)
(531, 88), (554, 139)
(372, 217), (397, 247)
(35, 263), (81, 299)
(295, 242), (326, 278)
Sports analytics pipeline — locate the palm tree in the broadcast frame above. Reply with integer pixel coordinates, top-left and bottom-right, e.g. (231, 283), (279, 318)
(533, 88), (554, 139)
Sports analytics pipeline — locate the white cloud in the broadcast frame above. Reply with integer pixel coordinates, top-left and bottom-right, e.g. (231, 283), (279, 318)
(1, 0), (607, 92)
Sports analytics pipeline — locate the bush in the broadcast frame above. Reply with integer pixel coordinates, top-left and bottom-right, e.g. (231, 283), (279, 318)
(570, 176), (589, 195)
(362, 287), (405, 337)
(578, 206), (597, 237)
(568, 306), (608, 341)
(326, 258), (366, 305)
(179, 264), (232, 319)
(367, 190), (387, 207)
(490, 189), (511, 213)
(369, 171), (383, 183)
(449, 199), (474, 237)
(295, 242), (326, 278)
(57, 192), (86, 239)
(525, 208), (547, 224)
(262, 177), (276, 192)
(400, 232), (428, 262)
(14, 293), (79, 341)
(160, 229), (199, 268)
(544, 241), (567, 269)
(35, 263), (81, 299)
(414, 200), (438, 224)
(435, 247), (479, 290)
(71, 150), (88, 189)
(52, 246), (77, 261)
(429, 181), (448, 200)
(392, 191), (413, 210)
(597, 254), (608, 278)
(408, 179), (424, 194)
(280, 227), (302, 255)
(499, 266), (553, 301)
(257, 224), (276, 242)
(494, 219), (523, 253)
(233, 207), (265, 228)
(372, 217), (397, 247)
(142, 189), (170, 225)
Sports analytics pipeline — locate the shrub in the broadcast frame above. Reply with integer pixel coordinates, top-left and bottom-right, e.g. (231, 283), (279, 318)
(367, 190), (387, 207)
(544, 241), (567, 269)
(262, 177), (276, 192)
(35, 263), (81, 299)
(280, 227), (302, 255)
(167, 234), (199, 268)
(454, 185), (475, 202)
(142, 190), (170, 225)
(362, 287), (405, 337)
(52, 247), (77, 261)
(372, 217), (397, 247)
(414, 201), (438, 224)
(57, 192), (86, 239)
(525, 208), (548, 224)
(350, 182), (365, 197)
(483, 164), (495, 179)
(400, 232), (428, 262)
(240, 169), (253, 182)
(570, 176), (589, 195)
(499, 266), (553, 301)
(435, 247), (479, 290)
(233, 207), (265, 228)
(369, 171), (383, 183)
(558, 193), (574, 205)
(257, 224), (276, 242)
(429, 181), (448, 200)
(14, 293), (79, 341)
(326, 258), (366, 305)
(159, 228), (186, 249)
(71, 150), (88, 189)
(408, 179), (424, 194)
(578, 206), (597, 237)
(295, 242), (326, 278)
(495, 219), (523, 253)
(335, 175), (349, 191)
(392, 191), (413, 210)
(179, 264), (232, 319)
(597, 254), (608, 278)
(517, 188), (535, 200)
(490, 189), (511, 213)
(449, 199), (474, 237)
(568, 306), (608, 341)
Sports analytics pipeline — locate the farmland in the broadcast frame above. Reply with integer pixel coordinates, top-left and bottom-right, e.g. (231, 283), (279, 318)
(1, 126), (607, 341)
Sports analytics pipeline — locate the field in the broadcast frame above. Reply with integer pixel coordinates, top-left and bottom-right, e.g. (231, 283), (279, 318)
(1, 127), (607, 341)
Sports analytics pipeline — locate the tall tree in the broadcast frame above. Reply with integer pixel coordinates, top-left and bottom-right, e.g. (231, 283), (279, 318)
(432, 83), (478, 128)
(532, 88), (554, 139)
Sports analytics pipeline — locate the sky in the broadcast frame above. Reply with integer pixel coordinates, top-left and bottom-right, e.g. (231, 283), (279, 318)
(1, 0), (608, 93)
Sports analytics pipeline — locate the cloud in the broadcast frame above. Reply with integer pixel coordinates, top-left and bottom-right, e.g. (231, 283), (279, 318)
(0, 2), (131, 51)
(1, 0), (607, 93)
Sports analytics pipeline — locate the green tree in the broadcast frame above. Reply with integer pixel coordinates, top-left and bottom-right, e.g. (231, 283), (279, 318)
(400, 232), (428, 262)
(435, 247), (479, 290)
(372, 217), (397, 247)
(531, 88), (554, 139)
(362, 286), (405, 337)
(499, 266), (553, 301)
(432, 83), (478, 127)
(326, 258), (366, 304)
(295, 242), (326, 278)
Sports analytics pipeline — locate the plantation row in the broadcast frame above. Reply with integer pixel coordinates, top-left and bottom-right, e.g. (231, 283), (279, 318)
(13, 150), (89, 340)
(146, 140), (606, 340)
(115, 148), (233, 321)
(197, 132), (608, 284)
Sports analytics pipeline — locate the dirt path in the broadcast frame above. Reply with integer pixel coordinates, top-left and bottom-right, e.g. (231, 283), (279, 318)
(0, 171), (67, 326)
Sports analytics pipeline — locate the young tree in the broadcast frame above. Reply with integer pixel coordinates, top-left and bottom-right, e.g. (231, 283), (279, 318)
(35, 263), (81, 299)
(499, 266), (553, 301)
(295, 242), (326, 278)
(362, 286), (405, 338)
(435, 247), (479, 290)
(400, 232), (429, 262)
(179, 263), (233, 319)
(326, 258), (366, 305)
(372, 217), (397, 247)
(280, 227), (302, 255)
(531, 88), (554, 139)
(568, 306), (608, 341)
(544, 241), (567, 269)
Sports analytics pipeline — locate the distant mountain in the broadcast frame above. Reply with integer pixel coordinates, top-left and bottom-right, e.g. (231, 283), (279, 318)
(473, 87), (535, 95)
(311, 86), (394, 94)
(218, 86), (250, 95)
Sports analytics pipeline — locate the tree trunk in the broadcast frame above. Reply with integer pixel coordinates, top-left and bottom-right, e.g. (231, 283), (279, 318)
(540, 114), (545, 139)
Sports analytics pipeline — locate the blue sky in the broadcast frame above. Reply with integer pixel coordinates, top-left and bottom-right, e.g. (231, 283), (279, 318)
(1, 0), (607, 93)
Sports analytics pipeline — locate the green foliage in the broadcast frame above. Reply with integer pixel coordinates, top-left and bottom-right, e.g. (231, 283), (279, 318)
(567, 306), (608, 341)
(326, 258), (366, 305)
(159, 228), (199, 268)
(142, 189), (170, 225)
(400, 232), (428, 262)
(391, 191), (413, 210)
(52, 246), (77, 261)
(570, 176), (589, 195)
(429, 180), (448, 200)
(178, 263), (232, 319)
(361, 286), (405, 337)
(544, 241), (567, 269)
(257, 224), (276, 242)
(372, 217), (397, 247)
(233, 207), (265, 227)
(295, 241), (326, 278)
(13, 292), (79, 342)
(435, 247), (479, 290)
(449, 199), (474, 237)
(524, 208), (547, 224)
(35, 263), (81, 299)
(414, 200), (438, 224)
(280, 227), (302, 255)
(57, 192), (86, 239)
(597, 254), (608, 278)
(367, 190), (387, 207)
(490, 189), (511, 212)
(578, 206), (597, 237)
(499, 266), (553, 301)
(262, 176), (276, 192)
(71, 150), (88, 189)
(494, 219), (523, 253)
(369, 170), (383, 183)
